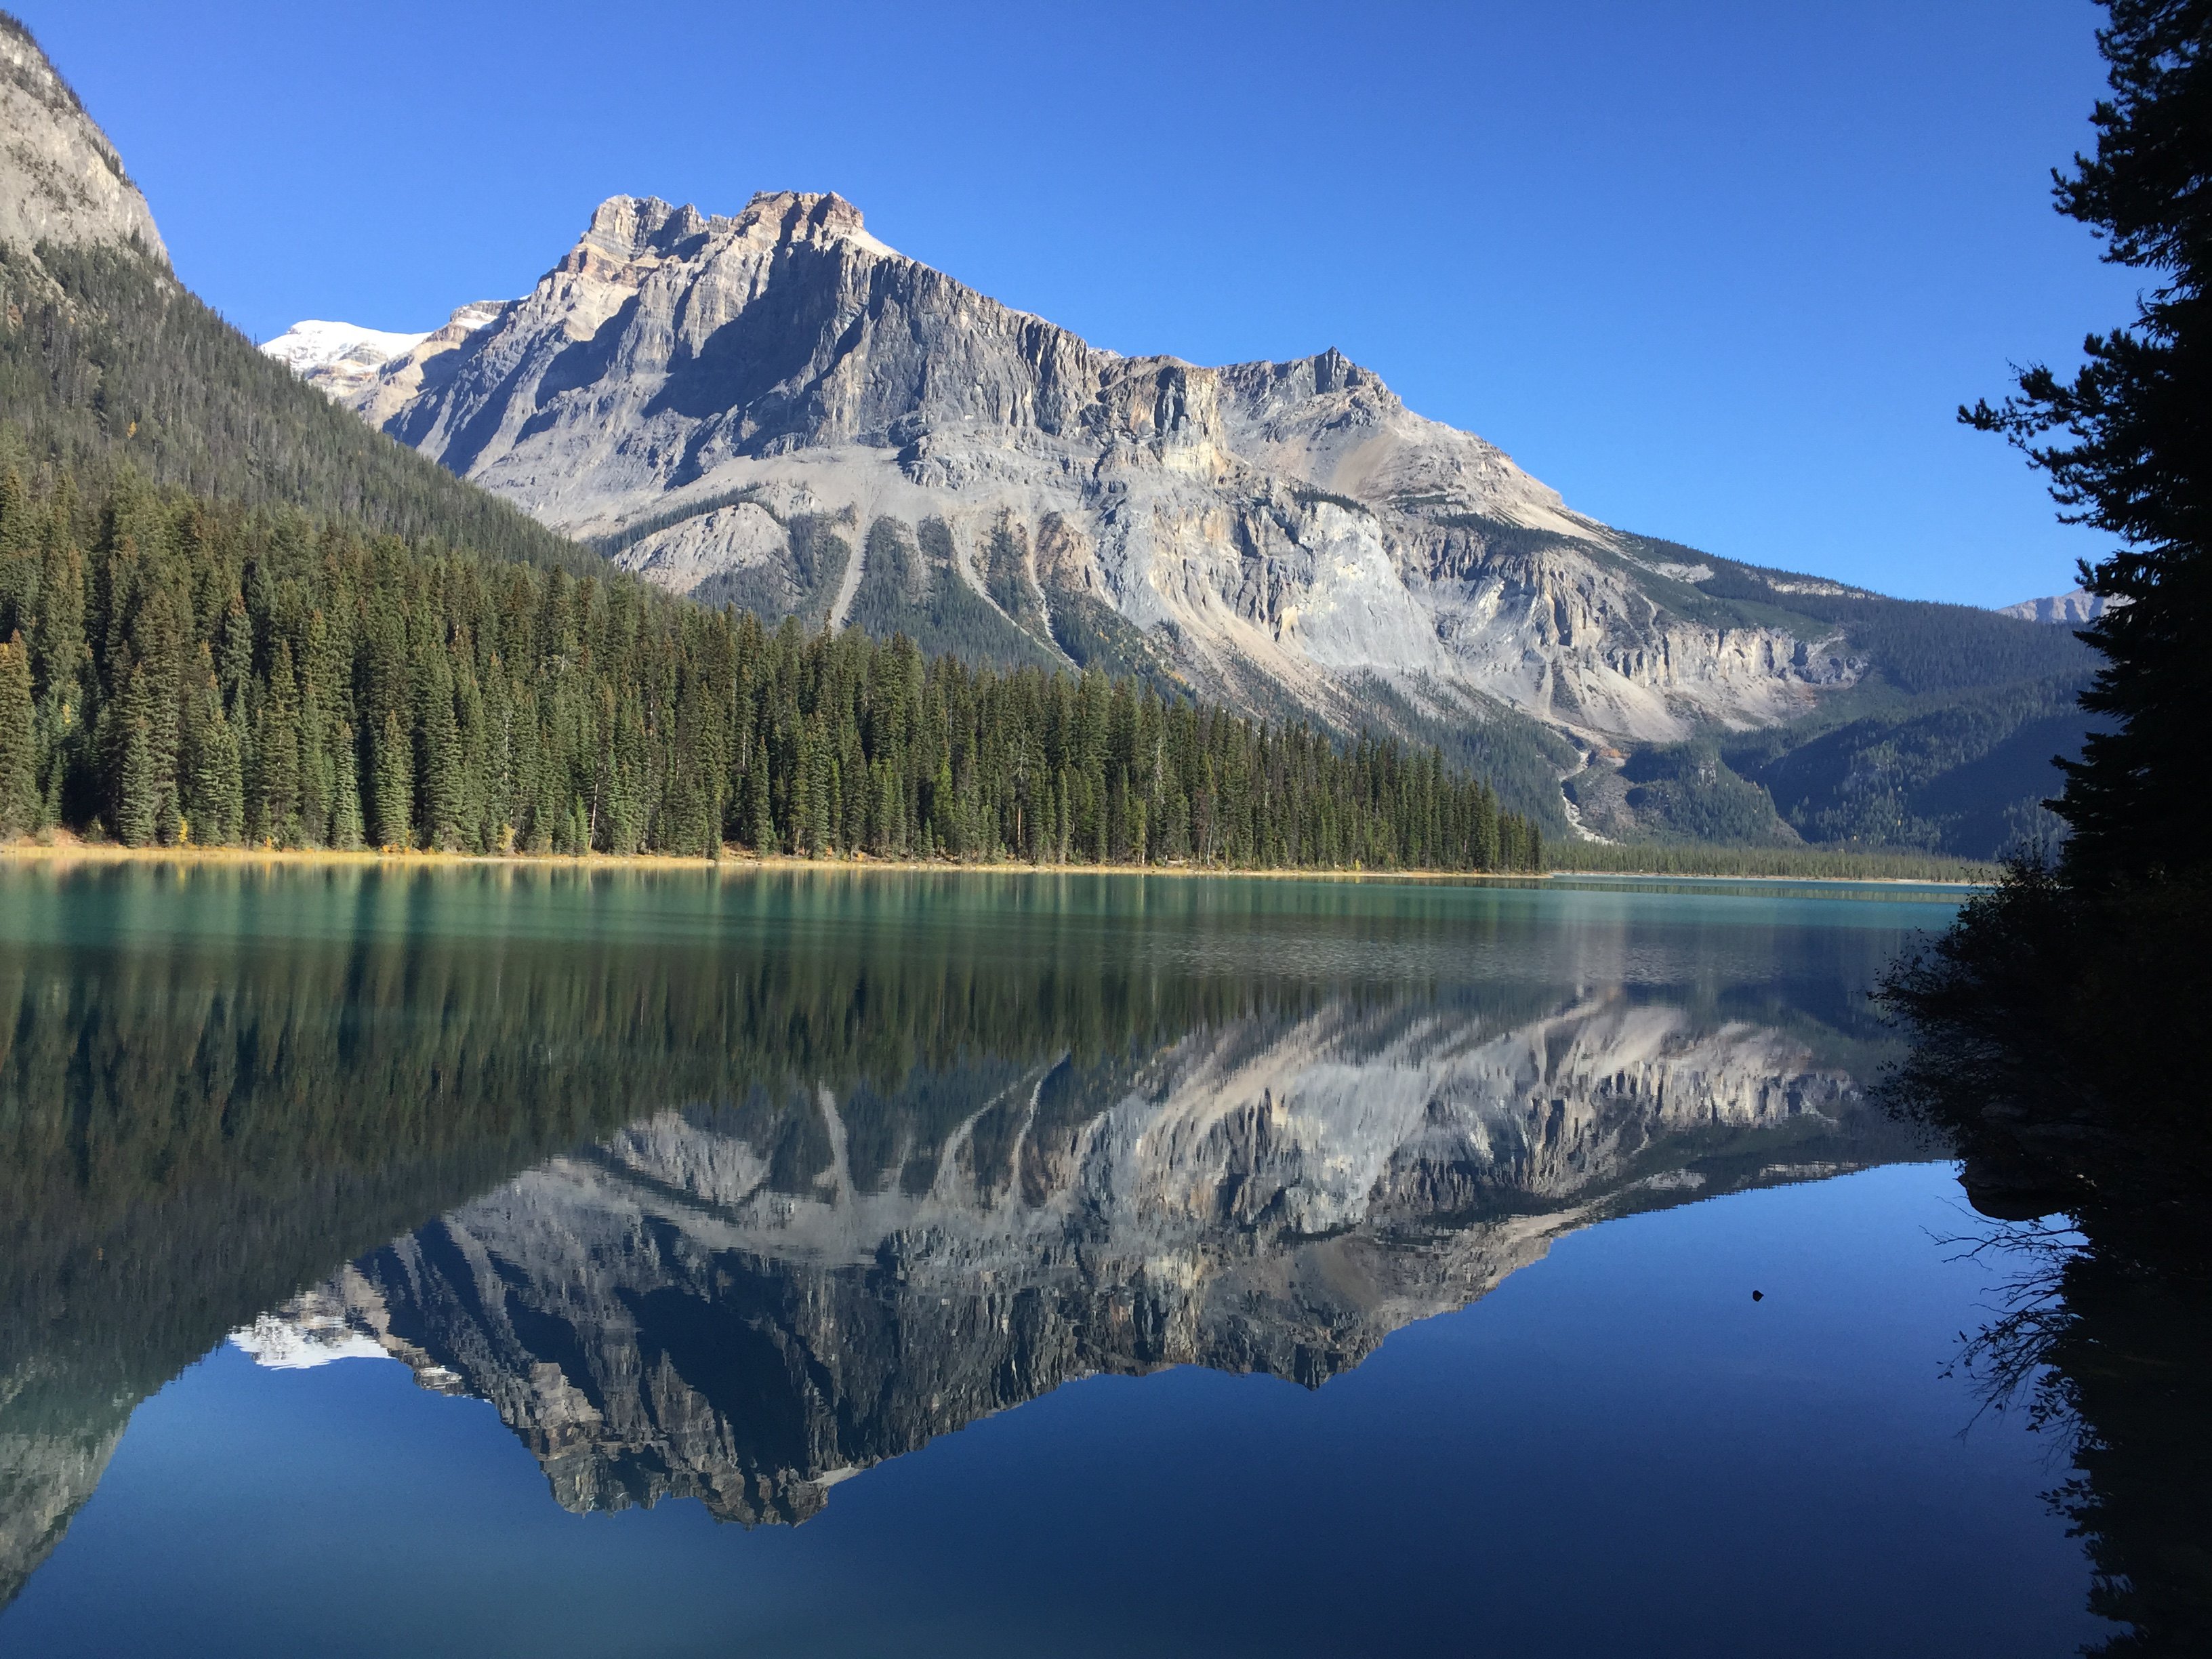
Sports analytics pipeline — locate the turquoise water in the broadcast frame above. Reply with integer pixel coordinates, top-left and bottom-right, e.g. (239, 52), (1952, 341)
(0, 866), (2099, 1656)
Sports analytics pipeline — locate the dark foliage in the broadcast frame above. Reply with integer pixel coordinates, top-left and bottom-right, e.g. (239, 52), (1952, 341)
(1589, 743), (1800, 846)
(1881, 18), (2212, 1645)
(844, 516), (1061, 671)
(0, 459), (1543, 870)
(1726, 674), (2092, 855)
(584, 486), (766, 561)
(1879, 861), (2212, 1235)
(1963, 0), (2212, 885)
(1694, 565), (2095, 695)
(691, 509), (853, 626)
(1348, 674), (1579, 835)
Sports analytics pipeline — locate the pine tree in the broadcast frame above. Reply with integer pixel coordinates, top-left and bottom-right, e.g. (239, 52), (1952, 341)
(30, 538), (85, 827)
(373, 710), (412, 849)
(110, 660), (158, 846)
(252, 638), (302, 845)
(180, 660), (230, 843)
(1964, 0), (2211, 884)
(329, 722), (365, 851)
(417, 636), (463, 851)
(745, 738), (776, 853)
(0, 632), (35, 837)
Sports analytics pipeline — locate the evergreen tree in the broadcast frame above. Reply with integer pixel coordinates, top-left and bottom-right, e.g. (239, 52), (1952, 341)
(251, 638), (302, 845)
(0, 632), (33, 837)
(30, 537), (85, 827)
(373, 710), (412, 850)
(1965, 0), (2212, 884)
(745, 738), (776, 853)
(179, 659), (233, 843)
(329, 722), (366, 851)
(1885, 2), (2212, 1258)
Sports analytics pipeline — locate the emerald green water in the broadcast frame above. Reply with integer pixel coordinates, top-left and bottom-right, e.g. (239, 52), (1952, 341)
(0, 866), (2100, 1656)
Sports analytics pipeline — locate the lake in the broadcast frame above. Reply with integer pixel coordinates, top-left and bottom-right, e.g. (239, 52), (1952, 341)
(0, 865), (2103, 1656)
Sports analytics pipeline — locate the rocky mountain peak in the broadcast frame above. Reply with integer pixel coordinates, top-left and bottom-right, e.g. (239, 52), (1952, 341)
(737, 187), (878, 248)
(281, 184), (1883, 752)
(0, 14), (166, 261)
(565, 189), (891, 280)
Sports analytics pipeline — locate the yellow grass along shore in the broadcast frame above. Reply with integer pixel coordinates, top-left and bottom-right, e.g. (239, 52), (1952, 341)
(0, 834), (1986, 885)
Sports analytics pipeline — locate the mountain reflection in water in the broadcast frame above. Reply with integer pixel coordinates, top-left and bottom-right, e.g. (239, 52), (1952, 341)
(0, 865), (1922, 1610)
(240, 991), (1898, 1529)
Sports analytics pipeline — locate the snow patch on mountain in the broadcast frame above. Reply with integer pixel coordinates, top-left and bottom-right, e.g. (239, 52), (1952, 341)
(261, 319), (432, 400)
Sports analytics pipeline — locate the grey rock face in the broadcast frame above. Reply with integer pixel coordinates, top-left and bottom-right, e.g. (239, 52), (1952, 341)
(0, 17), (164, 262)
(318, 192), (1856, 745)
(1998, 588), (2123, 626)
(249, 991), (1889, 1526)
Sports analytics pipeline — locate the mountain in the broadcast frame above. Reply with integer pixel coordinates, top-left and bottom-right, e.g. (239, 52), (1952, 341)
(0, 4), (2097, 857)
(258, 303), (508, 403)
(306, 194), (1849, 741)
(0, 16), (587, 573)
(293, 191), (2099, 851)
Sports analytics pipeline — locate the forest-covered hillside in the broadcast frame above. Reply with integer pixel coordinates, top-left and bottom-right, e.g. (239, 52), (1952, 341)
(0, 239), (589, 573)
(0, 457), (1543, 871)
(1572, 533), (2104, 856)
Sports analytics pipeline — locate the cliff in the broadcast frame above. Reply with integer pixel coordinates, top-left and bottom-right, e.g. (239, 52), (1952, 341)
(0, 15), (163, 263)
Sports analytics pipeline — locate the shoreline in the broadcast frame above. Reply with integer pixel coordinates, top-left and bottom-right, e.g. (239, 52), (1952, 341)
(0, 840), (1982, 886)
(0, 840), (1541, 882)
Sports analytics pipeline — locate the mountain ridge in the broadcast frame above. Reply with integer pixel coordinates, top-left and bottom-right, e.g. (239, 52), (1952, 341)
(0, 16), (592, 577)
(310, 191), (1872, 750)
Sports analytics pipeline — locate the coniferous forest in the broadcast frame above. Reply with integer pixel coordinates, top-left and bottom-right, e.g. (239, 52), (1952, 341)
(0, 457), (1543, 872)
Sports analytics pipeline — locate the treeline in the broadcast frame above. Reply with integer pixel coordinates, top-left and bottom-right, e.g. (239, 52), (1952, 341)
(0, 464), (1544, 871)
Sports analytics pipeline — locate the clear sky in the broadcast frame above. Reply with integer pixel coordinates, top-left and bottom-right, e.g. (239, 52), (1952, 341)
(20, 0), (2136, 607)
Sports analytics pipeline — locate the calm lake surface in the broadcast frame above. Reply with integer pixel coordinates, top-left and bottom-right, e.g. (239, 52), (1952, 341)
(0, 866), (2102, 1656)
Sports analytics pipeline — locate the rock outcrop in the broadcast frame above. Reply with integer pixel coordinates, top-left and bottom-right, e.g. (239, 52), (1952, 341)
(0, 16), (163, 261)
(243, 990), (1898, 1525)
(1999, 588), (2123, 626)
(295, 192), (1860, 746)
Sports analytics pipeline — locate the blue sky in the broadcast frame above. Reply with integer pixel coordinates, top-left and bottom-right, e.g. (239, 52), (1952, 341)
(22, 0), (2133, 606)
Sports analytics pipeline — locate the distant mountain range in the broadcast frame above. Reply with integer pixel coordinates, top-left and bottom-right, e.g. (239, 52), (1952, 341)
(0, 14), (2096, 856)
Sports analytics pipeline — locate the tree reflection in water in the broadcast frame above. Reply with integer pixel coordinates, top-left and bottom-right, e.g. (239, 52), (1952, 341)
(1881, 876), (2212, 1657)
